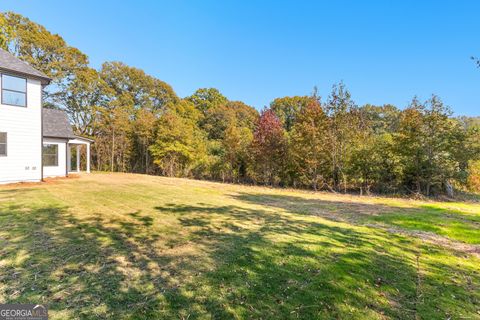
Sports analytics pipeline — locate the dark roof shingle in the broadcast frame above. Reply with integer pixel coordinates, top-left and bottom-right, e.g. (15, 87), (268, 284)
(43, 109), (76, 139)
(0, 48), (51, 84)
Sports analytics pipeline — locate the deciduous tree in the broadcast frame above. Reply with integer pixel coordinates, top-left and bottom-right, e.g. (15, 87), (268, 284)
(251, 109), (287, 186)
(270, 96), (313, 132)
(149, 107), (207, 177)
(290, 99), (329, 190)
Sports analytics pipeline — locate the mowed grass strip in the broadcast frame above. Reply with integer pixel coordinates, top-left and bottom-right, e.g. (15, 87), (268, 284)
(0, 173), (479, 319)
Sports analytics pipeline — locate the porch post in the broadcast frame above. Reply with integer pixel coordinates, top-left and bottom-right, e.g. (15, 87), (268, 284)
(76, 145), (81, 173)
(86, 142), (91, 173)
(67, 144), (71, 172)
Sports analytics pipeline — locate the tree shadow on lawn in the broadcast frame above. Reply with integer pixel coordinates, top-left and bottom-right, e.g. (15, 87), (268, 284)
(0, 195), (230, 318)
(0, 188), (478, 319)
(233, 193), (480, 245)
(156, 202), (480, 319)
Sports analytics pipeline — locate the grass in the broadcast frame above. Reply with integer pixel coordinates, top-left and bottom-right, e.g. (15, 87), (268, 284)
(0, 173), (479, 319)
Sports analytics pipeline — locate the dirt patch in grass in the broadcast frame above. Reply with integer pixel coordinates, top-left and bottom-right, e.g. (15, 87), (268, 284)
(379, 226), (480, 258)
(0, 175), (80, 189)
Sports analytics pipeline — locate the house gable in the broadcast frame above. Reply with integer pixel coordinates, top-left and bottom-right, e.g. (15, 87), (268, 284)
(0, 48), (50, 85)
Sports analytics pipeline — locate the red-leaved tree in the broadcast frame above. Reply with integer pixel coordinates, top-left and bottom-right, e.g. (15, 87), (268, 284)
(251, 109), (287, 185)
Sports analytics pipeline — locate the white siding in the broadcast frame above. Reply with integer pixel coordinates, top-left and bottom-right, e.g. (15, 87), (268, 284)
(0, 78), (42, 184)
(43, 137), (67, 178)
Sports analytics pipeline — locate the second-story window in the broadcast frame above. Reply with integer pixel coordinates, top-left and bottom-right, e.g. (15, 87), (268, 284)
(2, 74), (27, 107)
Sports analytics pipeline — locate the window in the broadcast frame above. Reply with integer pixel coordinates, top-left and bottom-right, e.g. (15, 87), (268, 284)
(2, 74), (27, 107)
(0, 132), (6, 156)
(43, 144), (58, 167)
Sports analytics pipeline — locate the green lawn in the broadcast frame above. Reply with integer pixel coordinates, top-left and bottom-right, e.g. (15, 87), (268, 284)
(0, 173), (479, 319)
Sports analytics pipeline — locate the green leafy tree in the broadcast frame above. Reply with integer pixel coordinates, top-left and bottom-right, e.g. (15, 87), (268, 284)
(187, 88), (230, 139)
(149, 102), (207, 177)
(186, 90), (258, 180)
(290, 99), (329, 190)
(323, 82), (359, 192)
(186, 88), (228, 114)
(94, 100), (133, 172)
(0, 14), (14, 50)
(228, 100), (259, 131)
(349, 132), (401, 194)
(395, 96), (467, 195)
(99, 61), (179, 173)
(467, 160), (480, 192)
(0, 12), (89, 105)
(359, 104), (400, 134)
(222, 123), (254, 183)
(462, 120), (480, 192)
(55, 67), (112, 136)
(100, 61), (178, 112)
(131, 109), (157, 174)
(349, 105), (401, 193)
(270, 96), (313, 131)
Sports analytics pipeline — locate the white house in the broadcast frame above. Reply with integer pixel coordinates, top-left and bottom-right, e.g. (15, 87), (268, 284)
(0, 48), (92, 184)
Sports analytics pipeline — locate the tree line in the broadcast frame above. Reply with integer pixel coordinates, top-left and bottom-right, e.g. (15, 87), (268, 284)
(1, 12), (479, 196)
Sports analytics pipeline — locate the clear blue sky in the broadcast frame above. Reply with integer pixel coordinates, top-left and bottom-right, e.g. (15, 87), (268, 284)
(2, 1), (479, 115)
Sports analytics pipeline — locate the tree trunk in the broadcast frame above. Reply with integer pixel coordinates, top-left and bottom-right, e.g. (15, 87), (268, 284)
(111, 129), (115, 172)
(445, 180), (454, 198)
